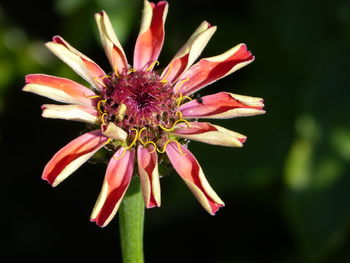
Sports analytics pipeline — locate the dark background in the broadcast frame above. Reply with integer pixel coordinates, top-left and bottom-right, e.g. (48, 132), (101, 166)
(2, 0), (350, 262)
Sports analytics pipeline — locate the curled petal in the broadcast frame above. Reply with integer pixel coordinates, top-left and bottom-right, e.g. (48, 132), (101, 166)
(133, 0), (168, 70)
(101, 122), (127, 142)
(161, 21), (216, 84)
(166, 142), (224, 214)
(180, 92), (265, 119)
(174, 44), (254, 95)
(95, 11), (128, 74)
(46, 36), (106, 90)
(172, 122), (246, 147)
(137, 145), (160, 208)
(90, 148), (135, 227)
(41, 104), (98, 124)
(23, 74), (95, 107)
(42, 130), (108, 187)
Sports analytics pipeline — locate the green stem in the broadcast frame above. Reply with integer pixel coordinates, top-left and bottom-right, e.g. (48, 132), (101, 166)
(119, 176), (145, 263)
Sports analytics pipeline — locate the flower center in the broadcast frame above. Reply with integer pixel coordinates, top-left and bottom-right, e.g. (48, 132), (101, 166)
(98, 70), (181, 143)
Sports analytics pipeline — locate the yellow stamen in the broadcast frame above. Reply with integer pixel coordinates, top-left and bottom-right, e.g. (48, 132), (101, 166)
(113, 65), (121, 79)
(128, 68), (136, 74)
(97, 99), (107, 114)
(174, 78), (189, 93)
(126, 128), (139, 149)
(157, 139), (186, 155)
(138, 128), (157, 153)
(88, 95), (101, 99)
(113, 128), (139, 161)
(159, 118), (191, 132)
(93, 76), (108, 89)
(175, 111), (183, 119)
(104, 137), (112, 145)
(160, 64), (172, 83)
(144, 141), (157, 153)
(146, 61), (159, 72)
(176, 95), (192, 107)
(101, 112), (108, 125)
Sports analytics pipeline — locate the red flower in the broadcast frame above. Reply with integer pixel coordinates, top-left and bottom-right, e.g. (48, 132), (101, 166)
(23, 0), (264, 227)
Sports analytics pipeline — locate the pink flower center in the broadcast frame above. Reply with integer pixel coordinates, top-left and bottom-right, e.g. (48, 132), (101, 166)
(98, 70), (180, 143)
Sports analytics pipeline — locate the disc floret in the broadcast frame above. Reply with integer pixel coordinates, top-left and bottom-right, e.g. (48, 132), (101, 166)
(95, 69), (189, 152)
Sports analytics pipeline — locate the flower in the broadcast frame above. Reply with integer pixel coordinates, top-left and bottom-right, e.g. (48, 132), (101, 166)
(23, 0), (265, 227)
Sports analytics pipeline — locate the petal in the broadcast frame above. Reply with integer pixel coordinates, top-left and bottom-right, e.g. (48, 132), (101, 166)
(174, 43), (254, 95)
(101, 122), (127, 142)
(161, 21), (216, 84)
(42, 130), (108, 187)
(41, 104), (98, 124)
(133, 0), (168, 70)
(172, 122), (246, 147)
(46, 36), (106, 90)
(90, 147), (135, 227)
(137, 145), (160, 208)
(180, 92), (265, 119)
(23, 74), (96, 107)
(95, 11), (128, 74)
(166, 142), (224, 214)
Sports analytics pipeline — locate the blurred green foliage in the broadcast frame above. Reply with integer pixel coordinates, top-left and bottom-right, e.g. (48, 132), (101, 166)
(2, 0), (350, 262)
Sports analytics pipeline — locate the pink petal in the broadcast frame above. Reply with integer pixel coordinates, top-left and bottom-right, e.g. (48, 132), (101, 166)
(180, 92), (265, 119)
(41, 104), (98, 124)
(166, 142), (224, 214)
(23, 74), (96, 107)
(42, 130), (108, 187)
(137, 145), (160, 208)
(46, 36), (106, 90)
(133, 1), (168, 71)
(174, 43), (254, 95)
(161, 21), (216, 84)
(172, 121), (246, 147)
(95, 11), (128, 74)
(90, 148), (135, 227)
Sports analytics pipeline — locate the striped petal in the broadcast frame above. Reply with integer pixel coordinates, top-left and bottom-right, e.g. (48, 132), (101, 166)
(161, 21), (216, 84)
(137, 145), (160, 208)
(172, 122), (246, 147)
(133, 0), (168, 71)
(41, 104), (98, 124)
(90, 147), (135, 227)
(174, 44), (254, 95)
(23, 74), (96, 107)
(166, 142), (224, 214)
(46, 36), (106, 90)
(95, 11), (128, 75)
(42, 130), (108, 187)
(180, 92), (265, 119)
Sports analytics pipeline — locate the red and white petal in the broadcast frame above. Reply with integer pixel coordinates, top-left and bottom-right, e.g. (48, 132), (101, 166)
(133, 0), (168, 71)
(95, 11), (128, 75)
(101, 122), (128, 142)
(172, 122), (246, 147)
(174, 44), (254, 95)
(90, 147), (135, 227)
(166, 142), (224, 214)
(137, 145), (160, 208)
(180, 92), (265, 119)
(41, 104), (98, 124)
(23, 74), (96, 107)
(161, 21), (216, 84)
(42, 130), (108, 187)
(46, 36), (106, 90)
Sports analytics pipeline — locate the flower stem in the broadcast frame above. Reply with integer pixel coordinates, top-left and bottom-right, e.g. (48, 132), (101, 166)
(119, 176), (145, 263)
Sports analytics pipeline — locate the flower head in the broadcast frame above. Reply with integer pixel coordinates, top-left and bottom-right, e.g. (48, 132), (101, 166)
(23, 0), (265, 227)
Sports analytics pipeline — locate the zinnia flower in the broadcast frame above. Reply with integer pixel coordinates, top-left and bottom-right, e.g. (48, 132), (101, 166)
(23, 0), (265, 227)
